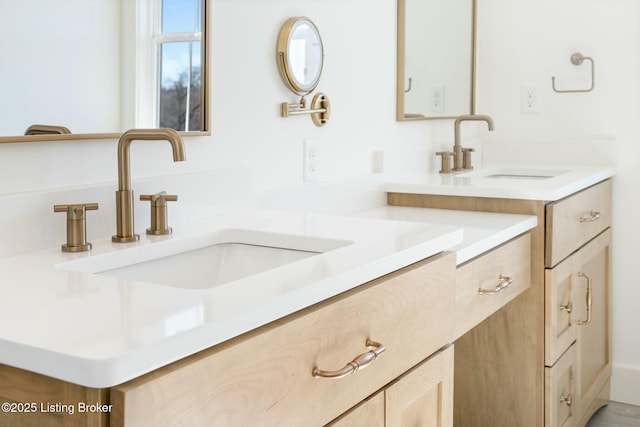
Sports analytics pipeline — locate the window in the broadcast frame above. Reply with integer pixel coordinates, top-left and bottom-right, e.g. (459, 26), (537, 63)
(154, 0), (204, 132)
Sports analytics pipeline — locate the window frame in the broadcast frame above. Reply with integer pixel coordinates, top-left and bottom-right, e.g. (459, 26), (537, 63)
(134, 0), (208, 133)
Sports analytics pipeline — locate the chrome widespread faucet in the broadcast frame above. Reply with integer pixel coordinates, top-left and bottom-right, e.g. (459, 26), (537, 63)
(452, 114), (494, 171)
(112, 129), (186, 243)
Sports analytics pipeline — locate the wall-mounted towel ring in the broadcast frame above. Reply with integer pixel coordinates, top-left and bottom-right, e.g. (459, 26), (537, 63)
(552, 52), (594, 93)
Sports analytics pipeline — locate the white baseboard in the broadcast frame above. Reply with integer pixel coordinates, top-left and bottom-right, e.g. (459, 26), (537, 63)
(612, 364), (640, 406)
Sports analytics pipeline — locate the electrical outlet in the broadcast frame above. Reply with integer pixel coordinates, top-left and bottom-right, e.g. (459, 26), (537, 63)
(429, 86), (445, 113)
(303, 139), (319, 183)
(521, 86), (538, 113)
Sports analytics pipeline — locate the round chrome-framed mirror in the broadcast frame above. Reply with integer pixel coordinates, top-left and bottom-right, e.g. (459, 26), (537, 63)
(277, 17), (324, 96)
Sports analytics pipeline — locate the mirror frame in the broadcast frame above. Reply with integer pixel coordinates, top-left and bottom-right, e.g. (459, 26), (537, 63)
(396, 0), (476, 121)
(276, 17), (324, 97)
(0, 0), (210, 145)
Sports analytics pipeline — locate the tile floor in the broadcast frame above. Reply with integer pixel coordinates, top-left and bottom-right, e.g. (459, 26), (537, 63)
(586, 402), (640, 427)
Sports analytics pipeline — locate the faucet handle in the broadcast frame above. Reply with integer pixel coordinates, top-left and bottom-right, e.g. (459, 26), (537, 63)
(140, 192), (178, 235)
(462, 147), (475, 170)
(53, 203), (99, 252)
(435, 151), (454, 174)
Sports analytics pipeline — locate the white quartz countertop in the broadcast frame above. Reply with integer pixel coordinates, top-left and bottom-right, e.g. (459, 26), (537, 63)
(355, 207), (537, 265)
(0, 209), (465, 388)
(384, 165), (616, 201)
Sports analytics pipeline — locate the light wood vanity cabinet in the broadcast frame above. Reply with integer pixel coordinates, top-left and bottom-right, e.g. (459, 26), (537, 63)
(388, 178), (613, 427)
(327, 345), (454, 427)
(544, 184), (611, 427)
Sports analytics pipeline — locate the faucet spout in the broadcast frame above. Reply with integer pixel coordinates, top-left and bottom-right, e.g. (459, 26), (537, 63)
(452, 114), (494, 171)
(113, 128), (186, 243)
(117, 128), (186, 191)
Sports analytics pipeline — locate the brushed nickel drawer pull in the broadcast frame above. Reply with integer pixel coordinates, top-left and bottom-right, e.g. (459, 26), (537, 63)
(560, 394), (573, 407)
(478, 275), (513, 295)
(312, 339), (385, 379)
(577, 272), (592, 325)
(579, 210), (601, 223)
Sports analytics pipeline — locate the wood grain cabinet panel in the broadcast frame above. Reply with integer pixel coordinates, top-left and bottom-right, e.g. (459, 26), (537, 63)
(545, 255), (579, 366)
(385, 346), (453, 427)
(454, 233), (531, 340)
(545, 344), (579, 427)
(0, 364), (110, 427)
(325, 392), (385, 427)
(545, 180), (611, 268)
(327, 345), (454, 427)
(574, 230), (611, 425)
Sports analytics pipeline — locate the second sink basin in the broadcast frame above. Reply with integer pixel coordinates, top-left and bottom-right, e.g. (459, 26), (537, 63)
(56, 229), (351, 289)
(455, 167), (569, 180)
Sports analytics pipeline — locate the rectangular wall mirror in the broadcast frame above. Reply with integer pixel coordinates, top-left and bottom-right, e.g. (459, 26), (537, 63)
(396, 0), (476, 121)
(0, 0), (209, 143)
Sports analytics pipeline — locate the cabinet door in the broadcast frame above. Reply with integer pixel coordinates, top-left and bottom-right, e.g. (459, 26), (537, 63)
(326, 393), (385, 427)
(545, 257), (578, 366)
(385, 345), (453, 427)
(545, 229), (611, 425)
(574, 230), (611, 419)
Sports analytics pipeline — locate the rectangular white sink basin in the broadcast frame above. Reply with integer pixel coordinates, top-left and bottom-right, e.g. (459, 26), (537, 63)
(56, 229), (351, 289)
(455, 167), (569, 180)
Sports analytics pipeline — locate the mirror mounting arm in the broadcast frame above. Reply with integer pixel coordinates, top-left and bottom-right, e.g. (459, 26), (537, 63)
(281, 93), (331, 127)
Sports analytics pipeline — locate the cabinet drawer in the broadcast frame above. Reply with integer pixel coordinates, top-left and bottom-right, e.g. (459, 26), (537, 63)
(454, 233), (531, 340)
(111, 252), (456, 427)
(545, 344), (579, 427)
(545, 180), (611, 267)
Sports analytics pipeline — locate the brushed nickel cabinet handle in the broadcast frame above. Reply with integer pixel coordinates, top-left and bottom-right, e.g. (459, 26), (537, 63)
(312, 339), (385, 379)
(478, 275), (513, 295)
(579, 210), (601, 223)
(577, 272), (592, 325)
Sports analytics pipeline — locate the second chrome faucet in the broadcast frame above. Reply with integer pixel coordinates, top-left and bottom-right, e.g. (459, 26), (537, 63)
(112, 129), (186, 243)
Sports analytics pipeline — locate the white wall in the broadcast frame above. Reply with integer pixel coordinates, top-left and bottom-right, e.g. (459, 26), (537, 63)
(0, 0), (455, 195)
(0, 0), (638, 404)
(478, 0), (640, 405)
